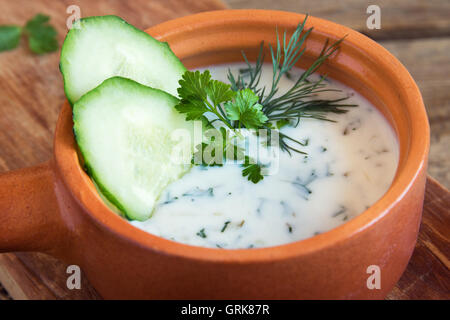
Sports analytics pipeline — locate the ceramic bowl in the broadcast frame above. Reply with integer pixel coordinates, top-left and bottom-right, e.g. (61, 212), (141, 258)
(0, 10), (429, 299)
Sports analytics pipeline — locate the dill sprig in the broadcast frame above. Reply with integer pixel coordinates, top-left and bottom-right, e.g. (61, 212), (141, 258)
(227, 15), (356, 154)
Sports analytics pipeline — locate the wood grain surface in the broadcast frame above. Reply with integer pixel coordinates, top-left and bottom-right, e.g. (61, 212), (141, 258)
(386, 178), (450, 300)
(225, 0), (450, 40)
(380, 38), (450, 188)
(0, 0), (449, 300)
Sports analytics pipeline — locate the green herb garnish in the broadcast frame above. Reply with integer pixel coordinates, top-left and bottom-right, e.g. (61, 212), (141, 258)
(221, 220), (231, 232)
(0, 26), (22, 52)
(176, 70), (268, 130)
(24, 14), (59, 54)
(242, 156), (264, 183)
(196, 228), (207, 238)
(176, 70), (266, 182)
(287, 223), (293, 233)
(176, 70), (234, 126)
(0, 14), (58, 54)
(175, 15), (355, 183)
(182, 187), (214, 197)
(291, 170), (318, 200)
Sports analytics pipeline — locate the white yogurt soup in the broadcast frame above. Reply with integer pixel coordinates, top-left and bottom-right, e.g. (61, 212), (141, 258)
(131, 63), (399, 249)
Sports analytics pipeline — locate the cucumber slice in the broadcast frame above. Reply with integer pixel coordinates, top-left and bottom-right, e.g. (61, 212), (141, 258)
(61, 15), (185, 104)
(73, 77), (195, 221)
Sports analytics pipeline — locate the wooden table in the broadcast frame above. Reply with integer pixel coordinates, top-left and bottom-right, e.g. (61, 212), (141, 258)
(0, 0), (448, 300)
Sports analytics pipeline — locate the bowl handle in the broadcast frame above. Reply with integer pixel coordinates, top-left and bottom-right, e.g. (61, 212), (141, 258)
(0, 161), (66, 253)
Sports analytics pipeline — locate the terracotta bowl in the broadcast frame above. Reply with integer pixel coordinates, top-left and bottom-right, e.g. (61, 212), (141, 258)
(0, 10), (429, 299)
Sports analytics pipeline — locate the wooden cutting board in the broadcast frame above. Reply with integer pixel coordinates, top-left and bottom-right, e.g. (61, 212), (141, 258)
(0, 0), (449, 300)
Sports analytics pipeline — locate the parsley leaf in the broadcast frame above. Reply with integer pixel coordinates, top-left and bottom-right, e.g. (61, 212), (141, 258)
(175, 98), (209, 121)
(0, 26), (22, 52)
(206, 79), (236, 106)
(177, 70), (235, 107)
(242, 156), (264, 184)
(176, 70), (235, 126)
(225, 89), (268, 129)
(24, 14), (58, 54)
(177, 70), (211, 101)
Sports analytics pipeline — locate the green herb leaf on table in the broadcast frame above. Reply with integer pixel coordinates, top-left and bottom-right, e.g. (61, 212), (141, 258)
(0, 14), (58, 55)
(24, 14), (58, 54)
(0, 26), (22, 52)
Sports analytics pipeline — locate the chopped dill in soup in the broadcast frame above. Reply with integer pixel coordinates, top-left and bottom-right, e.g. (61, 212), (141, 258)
(131, 63), (399, 248)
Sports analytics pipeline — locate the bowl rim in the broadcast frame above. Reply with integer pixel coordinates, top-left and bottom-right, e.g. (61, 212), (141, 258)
(54, 9), (429, 263)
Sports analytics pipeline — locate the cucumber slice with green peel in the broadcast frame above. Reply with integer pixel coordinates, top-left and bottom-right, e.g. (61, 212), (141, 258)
(73, 77), (195, 221)
(61, 15), (185, 104)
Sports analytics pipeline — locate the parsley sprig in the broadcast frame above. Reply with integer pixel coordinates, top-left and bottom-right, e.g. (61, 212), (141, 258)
(0, 14), (58, 55)
(176, 70), (266, 183)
